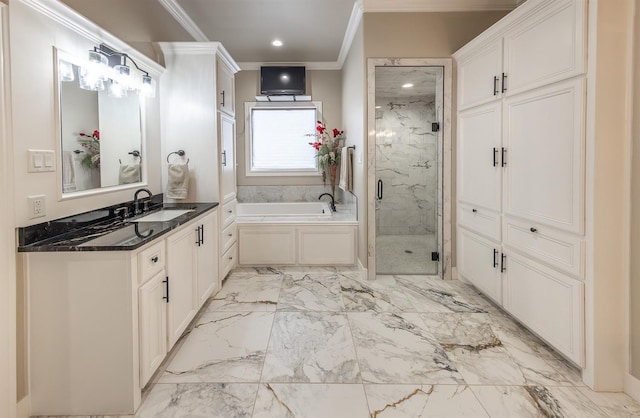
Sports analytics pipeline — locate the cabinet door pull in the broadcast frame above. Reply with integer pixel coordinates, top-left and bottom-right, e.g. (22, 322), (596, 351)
(222, 150), (227, 166)
(195, 226), (202, 246)
(493, 249), (499, 268)
(221, 90), (225, 107)
(163, 277), (169, 303)
(493, 147), (499, 167)
(493, 76), (499, 96)
(501, 147), (507, 167)
(200, 224), (205, 245)
(502, 73), (507, 93)
(377, 179), (383, 200)
(151, 256), (159, 263)
(472, 208), (477, 213)
(501, 253), (507, 273)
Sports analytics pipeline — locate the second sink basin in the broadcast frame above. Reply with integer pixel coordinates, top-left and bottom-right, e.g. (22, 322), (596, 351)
(134, 209), (194, 222)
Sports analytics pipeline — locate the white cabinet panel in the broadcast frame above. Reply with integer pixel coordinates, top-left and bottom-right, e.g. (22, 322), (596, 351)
(458, 203), (501, 242)
(138, 241), (165, 284)
(503, 78), (584, 234)
(196, 212), (219, 306)
(457, 228), (502, 304)
(239, 227), (296, 265)
(221, 222), (237, 253)
(503, 215), (584, 278)
(458, 102), (502, 212)
(219, 113), (236, 204)
(221, 199), (237, 228)
(138, 271), (167, 387)
(217, 57), (235, 115)
(166, 225), (197, 348)
(221, 243), (238, 279)
(503, 0), (585, 97)
(457, 38), (503, 110)
(298, 227), (356, 265)
(503, 251), (584, 366)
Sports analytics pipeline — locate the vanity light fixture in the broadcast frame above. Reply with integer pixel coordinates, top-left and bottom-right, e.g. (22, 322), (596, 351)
(77, 44), (156, 98)
(58, 59), (75, 82)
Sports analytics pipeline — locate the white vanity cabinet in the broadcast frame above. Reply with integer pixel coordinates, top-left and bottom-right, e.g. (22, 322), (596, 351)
(25, 208), (219, 416)
(454, 0), (587, 366)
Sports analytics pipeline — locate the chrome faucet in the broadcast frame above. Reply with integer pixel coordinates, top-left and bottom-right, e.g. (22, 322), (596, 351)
(318, 193), (336, 212)
(133, 188), (153, 215)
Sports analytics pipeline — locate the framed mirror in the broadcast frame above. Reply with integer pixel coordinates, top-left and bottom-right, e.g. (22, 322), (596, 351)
(55, 48), (146, 197)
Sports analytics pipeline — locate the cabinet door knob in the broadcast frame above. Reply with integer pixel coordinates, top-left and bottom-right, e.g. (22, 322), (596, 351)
(151, 256), (159, 263)
(229, 256), (233, 260)
(228, 233), (233, 237)
(530, 227), (538, 233)
(472, 208), (477, 213)
(227, 210), (233, 214)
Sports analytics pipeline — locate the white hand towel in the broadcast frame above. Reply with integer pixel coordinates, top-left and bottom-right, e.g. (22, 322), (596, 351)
(118, 163), (141, 184)
(167, 163), (189, 199)
(62, 151), (77, 193)
(339, 146), (353, 192)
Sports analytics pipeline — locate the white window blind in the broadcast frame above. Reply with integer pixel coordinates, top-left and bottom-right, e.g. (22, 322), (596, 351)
(249, 107), (318, 173)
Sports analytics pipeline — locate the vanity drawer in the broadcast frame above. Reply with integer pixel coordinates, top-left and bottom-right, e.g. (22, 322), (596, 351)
(503, 216), (584, 278)
(221, 243), (237, 280)
(221, 222), (237, 253)
(458, 203), (501, 241)
(139, 241), (165, 284)
(221, 200), (237, 228)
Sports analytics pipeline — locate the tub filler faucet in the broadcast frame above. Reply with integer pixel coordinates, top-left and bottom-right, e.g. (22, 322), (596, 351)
(318, 193), (336, 212)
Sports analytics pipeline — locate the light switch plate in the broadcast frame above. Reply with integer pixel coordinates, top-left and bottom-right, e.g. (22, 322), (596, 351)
(28, 150), (55, 172)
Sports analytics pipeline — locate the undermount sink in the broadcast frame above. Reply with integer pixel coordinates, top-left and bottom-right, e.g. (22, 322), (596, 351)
(133, 209), (194, 222)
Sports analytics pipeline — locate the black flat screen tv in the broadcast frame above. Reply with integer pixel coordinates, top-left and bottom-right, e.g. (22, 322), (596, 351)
(260, 66), (306, 95)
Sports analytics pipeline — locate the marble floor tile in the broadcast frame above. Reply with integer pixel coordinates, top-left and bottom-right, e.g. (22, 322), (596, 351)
(577, 387), (640, 417)
(252, 383), (370, 418)
(396, 276), (488, 313)
(348, 312), (464, 384)
(340, 274), (414, 312)
(261, 312), (361, 383)
(159, 311), (274, 383)
(444, 280), (503, 314)
(474, 385), (609, 418)
(277, 272), (344, 312)
(134, 383), (258, 418)
(364, 384), (489, 418)
(208, 272), (282, 312)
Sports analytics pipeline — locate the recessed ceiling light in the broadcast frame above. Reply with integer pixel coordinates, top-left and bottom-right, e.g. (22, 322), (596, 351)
(272, 39), (283, 47)
(402, 83), (414, 88)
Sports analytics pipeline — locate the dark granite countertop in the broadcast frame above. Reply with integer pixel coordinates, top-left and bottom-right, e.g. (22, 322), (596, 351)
(17, 195), (218, 252)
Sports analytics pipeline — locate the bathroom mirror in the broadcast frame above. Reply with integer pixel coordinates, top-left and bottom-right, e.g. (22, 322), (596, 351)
(56, 49), (145, 196)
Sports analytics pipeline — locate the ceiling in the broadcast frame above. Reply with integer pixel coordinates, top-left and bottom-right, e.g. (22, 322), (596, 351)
(59, 0), (518, 67)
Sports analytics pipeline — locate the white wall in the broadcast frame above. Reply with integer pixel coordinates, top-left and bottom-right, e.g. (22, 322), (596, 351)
(342, 21), (366, 268)
(9, 0), (163, 227)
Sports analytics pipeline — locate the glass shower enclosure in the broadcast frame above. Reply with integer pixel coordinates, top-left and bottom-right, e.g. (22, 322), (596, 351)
(374, 66), (443, 275)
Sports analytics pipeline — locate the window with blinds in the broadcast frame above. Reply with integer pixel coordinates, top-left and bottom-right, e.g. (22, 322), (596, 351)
(246, 103), (321, 176)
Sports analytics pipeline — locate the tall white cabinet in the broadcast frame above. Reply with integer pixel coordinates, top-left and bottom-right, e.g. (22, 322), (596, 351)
(159, 42), (240, 282)
(454, 0), (586, 366)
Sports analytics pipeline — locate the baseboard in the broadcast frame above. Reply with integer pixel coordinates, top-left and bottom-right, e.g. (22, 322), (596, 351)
(451, 266), (458, 280)
(357, 257), (369, 280)
(625, 373), (640, 402)
(17, 395), (29, 418)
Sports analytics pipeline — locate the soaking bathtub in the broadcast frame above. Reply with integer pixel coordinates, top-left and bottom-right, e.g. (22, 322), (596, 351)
(235, 202), (358, 266)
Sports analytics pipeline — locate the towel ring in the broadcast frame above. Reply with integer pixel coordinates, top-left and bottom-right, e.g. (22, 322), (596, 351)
(167, 150), (189, 164)
(129, 150), (141, 158)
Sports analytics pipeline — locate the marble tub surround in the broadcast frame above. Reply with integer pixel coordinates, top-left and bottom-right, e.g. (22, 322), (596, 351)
(237, 185), (357, 217)
(130, 267), (640, 417)
(17, 195), (218, 251)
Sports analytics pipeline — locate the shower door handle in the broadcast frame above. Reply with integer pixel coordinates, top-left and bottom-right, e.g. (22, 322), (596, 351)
(377, 179), (383, 200)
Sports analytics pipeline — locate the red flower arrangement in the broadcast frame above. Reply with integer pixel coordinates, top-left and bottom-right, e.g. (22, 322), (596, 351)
(308, 121), (345, 194)
(78, 129), (100, 169)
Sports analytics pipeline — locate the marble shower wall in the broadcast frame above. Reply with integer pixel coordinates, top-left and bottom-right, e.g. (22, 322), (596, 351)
(375, 95), (437, 236)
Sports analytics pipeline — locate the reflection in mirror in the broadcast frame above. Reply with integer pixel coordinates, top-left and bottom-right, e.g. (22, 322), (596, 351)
(57, 50), (144, 194)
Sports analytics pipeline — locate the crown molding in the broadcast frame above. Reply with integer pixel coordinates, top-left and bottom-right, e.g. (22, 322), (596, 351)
(237, 61), (342, 71)
(362, 0), (518, 12)
(157, 0), (209, 42)
(337, 1), (364, 68)
(157, 42), (240, 72)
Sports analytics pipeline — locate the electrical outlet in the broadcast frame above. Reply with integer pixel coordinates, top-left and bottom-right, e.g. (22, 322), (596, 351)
(28, 195), (46, 219)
